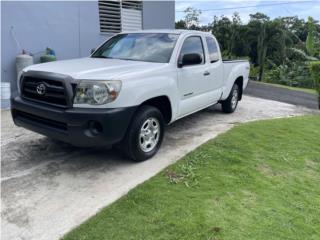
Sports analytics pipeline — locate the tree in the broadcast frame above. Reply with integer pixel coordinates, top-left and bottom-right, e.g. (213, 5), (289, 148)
(175, 20), (187, 29)
(280, 16), (307, 43)
(247, 13), (292, 81)
(306, 17), (316, 56)
(175, 11), (320, 87)
(211, 16), (232, 55)
(210, 13), (250, 58)
(310, 61), (320, 109)
(229, 13), (248, 58)
(256, 23), (267, 81)
(247, 13), (270, 80)
(183, 7), (202, 29)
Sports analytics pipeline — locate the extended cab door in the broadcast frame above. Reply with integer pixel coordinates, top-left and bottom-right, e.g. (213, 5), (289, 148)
(204, 36), (224, 99)
(177, 35), (210, 117)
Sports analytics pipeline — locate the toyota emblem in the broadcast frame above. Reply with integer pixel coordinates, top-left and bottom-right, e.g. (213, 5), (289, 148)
(36, 83), (46, 95)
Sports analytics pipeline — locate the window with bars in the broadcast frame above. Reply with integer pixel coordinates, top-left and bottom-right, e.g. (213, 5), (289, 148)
(98, 1), (142, 34)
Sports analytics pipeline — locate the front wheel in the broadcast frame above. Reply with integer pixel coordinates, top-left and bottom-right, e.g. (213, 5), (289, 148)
(221, 84), (240, 113)
(122, 105), (164, 162)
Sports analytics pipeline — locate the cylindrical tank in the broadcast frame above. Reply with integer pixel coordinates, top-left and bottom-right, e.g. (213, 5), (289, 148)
(16, 53), (33, 92)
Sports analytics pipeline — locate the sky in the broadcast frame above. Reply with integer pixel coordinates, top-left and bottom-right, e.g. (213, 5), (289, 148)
(175, 0), (320, 24)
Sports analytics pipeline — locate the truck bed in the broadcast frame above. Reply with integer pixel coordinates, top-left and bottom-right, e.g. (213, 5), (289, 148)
(222, 59), (250, 97)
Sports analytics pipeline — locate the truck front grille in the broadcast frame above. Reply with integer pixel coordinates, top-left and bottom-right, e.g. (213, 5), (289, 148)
(21, 76), (69, 108)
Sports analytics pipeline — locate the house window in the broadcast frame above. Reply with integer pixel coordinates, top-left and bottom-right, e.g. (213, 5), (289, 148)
(98, 1), (142, 34)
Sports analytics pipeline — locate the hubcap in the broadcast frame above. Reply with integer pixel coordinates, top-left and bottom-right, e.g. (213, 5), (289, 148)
(231, 88), (239, 109)
(139, 117), (160, 153)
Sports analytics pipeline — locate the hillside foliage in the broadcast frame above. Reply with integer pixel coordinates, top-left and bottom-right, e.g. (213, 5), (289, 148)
(176, 9), (320, 89)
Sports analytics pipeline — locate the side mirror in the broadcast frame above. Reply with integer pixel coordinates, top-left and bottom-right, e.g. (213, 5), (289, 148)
(91, 48), (96, 54)
(178, 53), (202, 68)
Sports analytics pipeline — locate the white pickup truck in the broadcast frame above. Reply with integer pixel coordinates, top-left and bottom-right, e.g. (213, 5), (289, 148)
(12, 30), (249, 161)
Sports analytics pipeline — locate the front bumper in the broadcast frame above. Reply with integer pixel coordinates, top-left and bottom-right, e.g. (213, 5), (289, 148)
(11, 97), (137, 147)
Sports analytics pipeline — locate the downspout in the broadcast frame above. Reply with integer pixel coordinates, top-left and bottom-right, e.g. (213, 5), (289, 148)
(78, 2), (81, 57)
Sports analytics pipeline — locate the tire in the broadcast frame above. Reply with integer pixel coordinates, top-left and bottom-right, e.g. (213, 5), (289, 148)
(221, 84), (240, 113)
(122, 105), (164, 162)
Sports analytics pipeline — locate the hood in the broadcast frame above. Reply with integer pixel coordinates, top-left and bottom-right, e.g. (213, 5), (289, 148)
(24, 57), (167, 80)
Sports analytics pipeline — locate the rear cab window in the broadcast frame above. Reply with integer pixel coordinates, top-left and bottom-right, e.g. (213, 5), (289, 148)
(206, 37), (220, 63)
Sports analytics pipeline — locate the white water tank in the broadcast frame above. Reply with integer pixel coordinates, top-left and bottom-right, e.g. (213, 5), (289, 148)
(16, 53), (33, 92)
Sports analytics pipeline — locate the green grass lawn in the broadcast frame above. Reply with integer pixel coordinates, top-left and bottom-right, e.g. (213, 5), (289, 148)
(63, 116), (320, 240)
(258, 81), (317, 95)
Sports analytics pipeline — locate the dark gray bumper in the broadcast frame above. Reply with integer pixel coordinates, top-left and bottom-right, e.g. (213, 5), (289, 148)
(11, 96), (137, 147)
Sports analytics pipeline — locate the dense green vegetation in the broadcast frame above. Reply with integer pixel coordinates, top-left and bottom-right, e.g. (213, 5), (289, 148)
(310, 61), (320, 108)
(176, 9), (320, 92)
(63, 116), (320, 240)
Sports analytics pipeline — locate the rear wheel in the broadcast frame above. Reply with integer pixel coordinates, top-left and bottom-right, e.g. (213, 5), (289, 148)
(221, 84), (240, 113)
(122, 105), (164, 162)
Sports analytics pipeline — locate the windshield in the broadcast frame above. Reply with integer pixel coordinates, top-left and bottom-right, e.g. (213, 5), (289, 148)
(92, 33), (179, 63)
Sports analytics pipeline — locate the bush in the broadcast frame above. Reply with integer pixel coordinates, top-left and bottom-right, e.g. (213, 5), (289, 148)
(310, 61), (320, 109)
(264, 62), (314, 88)
(249, 66), (259, 80)
(264, 65), (287, 85)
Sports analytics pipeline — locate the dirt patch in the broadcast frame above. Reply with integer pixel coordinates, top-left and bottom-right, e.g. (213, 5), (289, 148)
(257, 163), (275, 176)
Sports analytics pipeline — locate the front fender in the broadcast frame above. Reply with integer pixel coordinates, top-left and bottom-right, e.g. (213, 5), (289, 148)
(109, 73), (179, 121)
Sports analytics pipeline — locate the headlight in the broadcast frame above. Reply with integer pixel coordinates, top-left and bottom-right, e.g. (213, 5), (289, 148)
(74, 80), (121, 105)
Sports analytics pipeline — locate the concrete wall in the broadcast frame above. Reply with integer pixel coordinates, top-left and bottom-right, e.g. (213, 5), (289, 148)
(1, 0), (175, 108)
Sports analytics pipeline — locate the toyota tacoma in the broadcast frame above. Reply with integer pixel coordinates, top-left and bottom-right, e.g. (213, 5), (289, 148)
(11, 30), (250, 161)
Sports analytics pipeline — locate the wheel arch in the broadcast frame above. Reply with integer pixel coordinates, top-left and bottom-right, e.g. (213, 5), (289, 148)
(139, 95), (173, 124)
(234, 76), (244, 100)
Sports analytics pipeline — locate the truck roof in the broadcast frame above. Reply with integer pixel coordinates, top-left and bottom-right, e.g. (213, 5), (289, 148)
(121, 29), (211, 36)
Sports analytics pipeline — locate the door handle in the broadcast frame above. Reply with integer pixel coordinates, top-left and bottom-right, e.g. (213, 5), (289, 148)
(203, 71), (210, 76)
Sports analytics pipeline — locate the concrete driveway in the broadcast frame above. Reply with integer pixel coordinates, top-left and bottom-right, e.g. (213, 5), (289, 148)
(1, 96), (316, 240)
